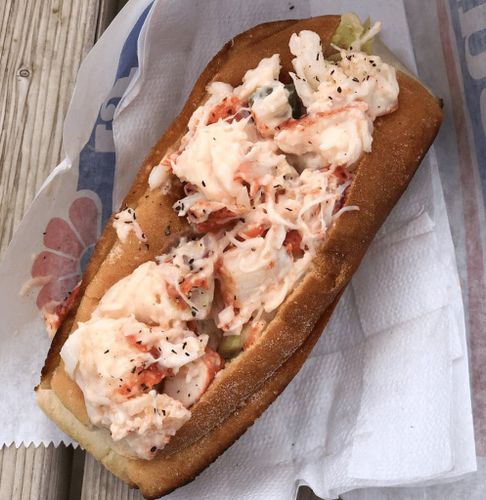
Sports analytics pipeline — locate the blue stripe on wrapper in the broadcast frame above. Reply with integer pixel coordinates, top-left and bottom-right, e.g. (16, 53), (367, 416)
(448, 0), (486, 203)
(77, 3), (153, 227)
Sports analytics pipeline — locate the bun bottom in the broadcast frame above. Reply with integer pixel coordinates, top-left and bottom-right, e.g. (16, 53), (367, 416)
(37, 295), (340, 499)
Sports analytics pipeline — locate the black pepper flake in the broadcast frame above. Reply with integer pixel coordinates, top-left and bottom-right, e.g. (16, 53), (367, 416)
(185, 352), (190, 357)
(337, 86), (342, 93)
(316, 53), (319, 61)
(131, 366), (136, 374)
(124, 220), (133, 224)
(289, 4), (294, 10)
(162, 409), (166, 416)
(182, 342), (187, 350)
(188, 393), (191, 398)
(202, 180), (206, 187)
(285, 208), (293, 211)
(136, 340), (142, 345)
(315, 75), (320, 82)
(104, 349), (109, 354)
(352, 77), (359, 83)
(330, 69), (335, 75)
(171, 349), (177, 354)
(328, 96), (333, 100)
(42, 231), (47, 236)
(151, 446), (157, 453)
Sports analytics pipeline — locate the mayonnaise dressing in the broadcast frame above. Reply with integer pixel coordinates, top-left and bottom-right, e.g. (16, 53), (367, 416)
(112, 208), (147, 244)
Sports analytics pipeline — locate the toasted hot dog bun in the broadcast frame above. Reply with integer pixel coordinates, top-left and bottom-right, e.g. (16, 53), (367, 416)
(37, 15), (442, 498)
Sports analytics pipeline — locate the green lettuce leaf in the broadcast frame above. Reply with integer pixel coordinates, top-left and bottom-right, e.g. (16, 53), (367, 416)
(331, 13), (375, 54)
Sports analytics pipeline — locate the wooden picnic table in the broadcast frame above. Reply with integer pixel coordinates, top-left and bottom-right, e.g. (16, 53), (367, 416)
(0, 1), (318, 498)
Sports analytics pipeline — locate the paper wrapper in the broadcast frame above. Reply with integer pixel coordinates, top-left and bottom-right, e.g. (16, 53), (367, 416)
(0, 0), (483, 498)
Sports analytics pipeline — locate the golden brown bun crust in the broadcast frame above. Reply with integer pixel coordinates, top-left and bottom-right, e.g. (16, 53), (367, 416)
(37, 15), (442, 498)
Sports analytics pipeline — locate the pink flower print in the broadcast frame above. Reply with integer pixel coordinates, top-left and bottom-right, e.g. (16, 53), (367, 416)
(32, 196), (100, 311)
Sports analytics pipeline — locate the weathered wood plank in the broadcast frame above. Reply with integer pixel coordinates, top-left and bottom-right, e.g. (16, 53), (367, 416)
(81, 453), (143, 500)
(0, 0), (118, 498)
(0, 0), (99, 259)
(0, 444), (73, 500)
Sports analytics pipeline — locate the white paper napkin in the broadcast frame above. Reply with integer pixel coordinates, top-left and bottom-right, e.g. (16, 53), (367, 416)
(0, 1), (476, 499)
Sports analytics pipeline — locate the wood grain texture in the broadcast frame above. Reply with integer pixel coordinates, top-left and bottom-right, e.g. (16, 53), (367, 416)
(0, 0), (99, 259)
(82, 453), (143, 500)
(0, 0), (118, 498)
(0, 444), (73, 500)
